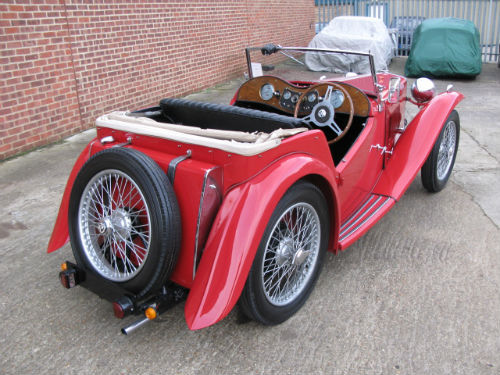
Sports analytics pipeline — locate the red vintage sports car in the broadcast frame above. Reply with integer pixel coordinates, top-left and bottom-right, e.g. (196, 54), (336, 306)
(48, 45), (463, 334)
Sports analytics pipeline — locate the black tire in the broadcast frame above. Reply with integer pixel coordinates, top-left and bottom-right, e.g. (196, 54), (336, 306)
(421, 110), (460, 193)
(68, 148), (181, 299)
(239, 181), (330, 325)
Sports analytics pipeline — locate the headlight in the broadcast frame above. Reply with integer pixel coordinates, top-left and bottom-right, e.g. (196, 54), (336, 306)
(411, 77), (436, 103)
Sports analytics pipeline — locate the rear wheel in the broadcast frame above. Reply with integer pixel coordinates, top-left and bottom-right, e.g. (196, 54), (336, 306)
(421, 110), (460, 192)
(68, 148), (181, 299)
(239, 181), (329, 325)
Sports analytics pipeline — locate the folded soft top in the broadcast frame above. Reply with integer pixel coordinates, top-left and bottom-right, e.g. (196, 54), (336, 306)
(96, 111), (308, 156)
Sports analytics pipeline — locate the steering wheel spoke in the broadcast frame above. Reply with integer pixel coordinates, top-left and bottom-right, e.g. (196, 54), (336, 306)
(329, 120), (342, 136)
(303, 114), (313, 123)
(323, 85), (333, 101)
(294, 83), (354, 144)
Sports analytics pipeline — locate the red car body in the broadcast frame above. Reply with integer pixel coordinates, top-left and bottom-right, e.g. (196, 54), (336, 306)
(48, 46), (463, 332)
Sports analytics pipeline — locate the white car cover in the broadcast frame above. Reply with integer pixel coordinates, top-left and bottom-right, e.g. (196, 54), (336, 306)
(306, 16), (394, 74)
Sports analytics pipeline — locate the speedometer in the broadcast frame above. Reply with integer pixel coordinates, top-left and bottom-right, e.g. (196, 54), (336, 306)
(307, 92), (317, 102)
(260, 83), (275, 101)
(330, 90), (345, 108)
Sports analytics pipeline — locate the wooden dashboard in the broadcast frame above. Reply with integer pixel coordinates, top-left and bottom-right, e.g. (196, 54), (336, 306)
(236, 76), (371, 118)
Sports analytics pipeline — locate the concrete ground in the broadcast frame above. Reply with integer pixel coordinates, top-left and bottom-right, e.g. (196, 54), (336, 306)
(1, 58), (499, 375)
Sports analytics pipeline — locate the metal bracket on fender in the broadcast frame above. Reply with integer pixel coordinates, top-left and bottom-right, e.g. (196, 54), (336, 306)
(167, 149), (192, 182)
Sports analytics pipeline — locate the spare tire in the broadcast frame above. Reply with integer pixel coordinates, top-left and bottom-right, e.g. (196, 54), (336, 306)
(68, 148), (181, 299)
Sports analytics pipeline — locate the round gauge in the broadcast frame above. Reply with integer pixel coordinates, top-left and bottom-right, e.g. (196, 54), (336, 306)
(283, 90), (291, 100)
(260, 83), (275, 101)
(307, 92), (317, 103)
(330, 90), (345, 108)
(291, 94), (299, 104)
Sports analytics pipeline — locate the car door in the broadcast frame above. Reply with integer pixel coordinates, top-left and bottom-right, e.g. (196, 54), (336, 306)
(335, 113), (386, 222)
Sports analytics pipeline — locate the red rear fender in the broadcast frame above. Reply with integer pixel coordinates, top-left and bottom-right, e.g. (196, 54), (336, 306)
(47, 140), (96, 253)
(184, 154), (340, 330)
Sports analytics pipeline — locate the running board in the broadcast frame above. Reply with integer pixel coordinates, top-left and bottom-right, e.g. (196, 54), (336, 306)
(338, 193), (395, 250)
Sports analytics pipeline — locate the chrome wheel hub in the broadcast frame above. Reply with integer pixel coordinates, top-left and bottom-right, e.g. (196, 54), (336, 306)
(97, 210), (132, 238)
(97, 220), (108, 235)
(292, 248), (311, 267)
(276, 237), (294, 266)
(275, 237), (311, 267)
(109, 208), (133, 239)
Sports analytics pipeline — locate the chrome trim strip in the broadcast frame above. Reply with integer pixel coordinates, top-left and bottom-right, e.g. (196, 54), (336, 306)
(167, 150), (191, 182)
(339, 196), (392, 242)
(193, 166), (220, 280)
(340, 195), (382, 236)
(340, 195), (377, 231)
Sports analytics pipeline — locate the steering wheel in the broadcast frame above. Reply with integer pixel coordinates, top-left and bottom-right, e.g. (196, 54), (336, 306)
(294, 83), (354, 144)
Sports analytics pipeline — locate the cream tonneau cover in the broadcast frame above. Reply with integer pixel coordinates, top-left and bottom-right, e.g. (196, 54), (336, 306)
(96, 112), (308, 156)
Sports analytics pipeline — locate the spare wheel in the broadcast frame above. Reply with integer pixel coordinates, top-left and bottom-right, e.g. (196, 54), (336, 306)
(68, 148), (181, 299)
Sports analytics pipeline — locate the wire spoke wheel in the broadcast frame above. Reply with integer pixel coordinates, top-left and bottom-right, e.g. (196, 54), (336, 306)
(79, 169), (151, 282)
(239, 181), (329, 325)
(421, 110), (460, 193)
(261, 203), (321, 306)
(436, 120), (457, 181)
(69, 148), (181, 298)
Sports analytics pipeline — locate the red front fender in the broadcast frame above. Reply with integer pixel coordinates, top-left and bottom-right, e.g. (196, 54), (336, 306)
(184, 154), (340, 330)
(374, 91), (464, 199)
(47, 140), (96, 253)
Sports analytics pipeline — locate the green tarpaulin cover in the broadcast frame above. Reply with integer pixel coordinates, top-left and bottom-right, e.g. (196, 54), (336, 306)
(405, 18), (481, 78)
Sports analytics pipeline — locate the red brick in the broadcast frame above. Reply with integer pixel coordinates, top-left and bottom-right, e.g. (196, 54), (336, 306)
(5, 27), (19, 34)
(9, 5), (25, 12)
(0, 144), (14, 155)
(1, 12), (17, 20)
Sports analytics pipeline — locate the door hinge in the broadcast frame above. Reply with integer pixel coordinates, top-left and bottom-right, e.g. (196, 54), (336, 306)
(370, 144), (393, 155)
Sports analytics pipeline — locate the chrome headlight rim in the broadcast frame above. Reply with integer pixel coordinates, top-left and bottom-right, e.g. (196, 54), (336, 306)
(411, 77), (436, 103)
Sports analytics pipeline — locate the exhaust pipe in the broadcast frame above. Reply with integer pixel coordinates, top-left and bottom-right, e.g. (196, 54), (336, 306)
(121, 316), (151, 335)
(117, 286), (188, 336)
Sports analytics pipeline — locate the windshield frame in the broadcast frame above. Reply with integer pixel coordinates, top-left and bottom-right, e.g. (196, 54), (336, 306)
(244, 45), (379, 93)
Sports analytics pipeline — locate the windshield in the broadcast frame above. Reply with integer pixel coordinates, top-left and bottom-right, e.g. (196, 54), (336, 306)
(245, 45), (377, 92)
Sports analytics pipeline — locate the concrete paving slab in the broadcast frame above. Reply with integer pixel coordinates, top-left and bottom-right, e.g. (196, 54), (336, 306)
(1, 58), (499, 375)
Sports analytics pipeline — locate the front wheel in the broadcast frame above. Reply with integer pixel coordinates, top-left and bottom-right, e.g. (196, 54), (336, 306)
(421, 110), (460, 192)
(239, 181), (330, 325)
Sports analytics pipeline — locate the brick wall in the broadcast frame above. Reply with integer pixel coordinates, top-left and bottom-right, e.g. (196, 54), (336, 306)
(1, 0), (314, 160)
